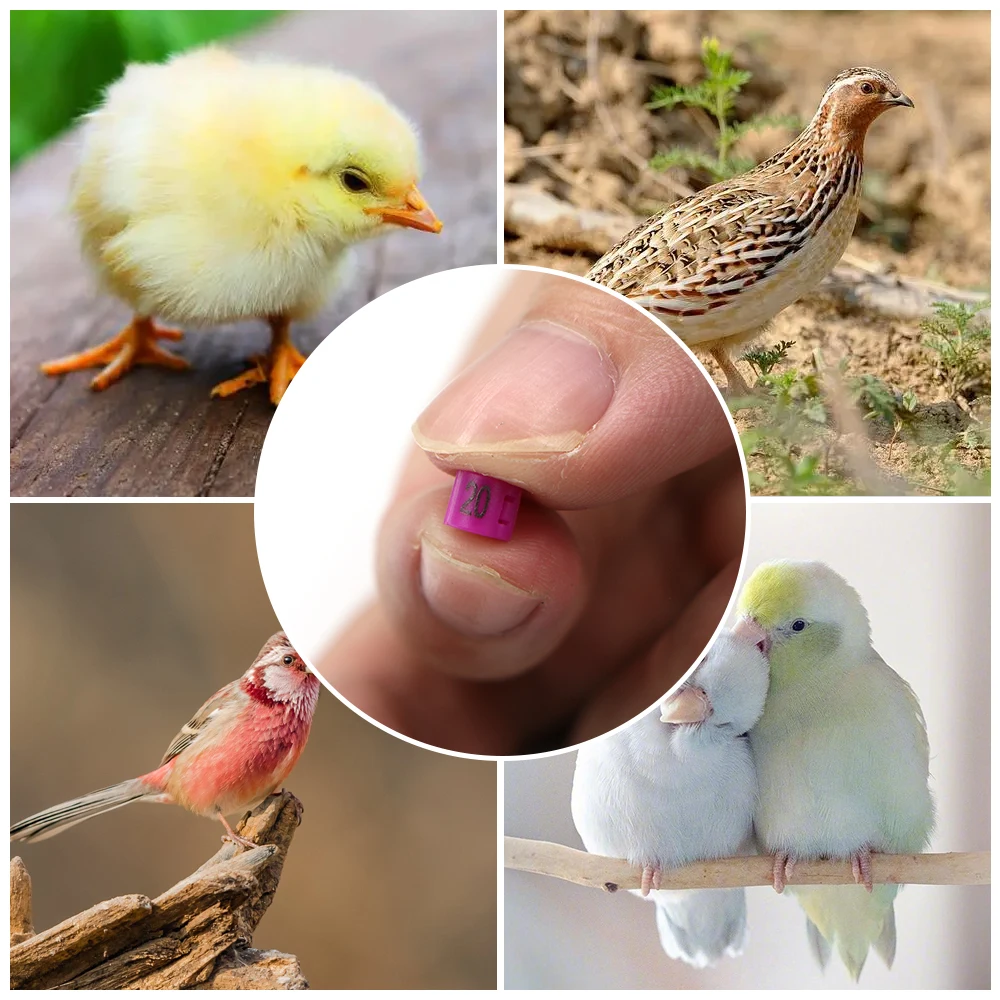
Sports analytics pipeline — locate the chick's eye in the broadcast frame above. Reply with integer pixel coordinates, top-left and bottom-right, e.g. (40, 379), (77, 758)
(282, 654), (294, 665)
(791, 619), (807, 633)
(341, 169), (371, 193)
(859, 81), (875, 95)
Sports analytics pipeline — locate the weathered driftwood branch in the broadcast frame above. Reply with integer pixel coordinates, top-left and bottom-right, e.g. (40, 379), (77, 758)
(10, 791), (308, 990)
(504, 184), (990, 321)
(10, 857), (35, 945)
(505, 836), (991, 893)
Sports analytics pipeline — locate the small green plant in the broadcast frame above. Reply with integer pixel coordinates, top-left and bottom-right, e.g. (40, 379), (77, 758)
(850, 373), (900, 428)
(741, 340), (796, 379)
(731, 312), (990, 496)
(848, 373), (919, 461)
(741, 424), (847, 496)
(648, 37), (800, 181)
(908, 440), (991, 496)
(760, 368), (826, 426)
(734, 355), (848, 495)
(958, 422), (990, 452)
(920, 300), (991, 401)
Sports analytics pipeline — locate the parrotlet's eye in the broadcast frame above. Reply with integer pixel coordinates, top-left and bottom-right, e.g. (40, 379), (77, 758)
(859, 81), (875, 95)
(791, 619), (807, 632)
(282, 654), (294, 665)
(341, 168), (372, 193)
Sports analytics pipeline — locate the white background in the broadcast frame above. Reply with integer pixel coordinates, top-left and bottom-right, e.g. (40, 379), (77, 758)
(255, 265), (506, 664)
(504, 501), (990, 988)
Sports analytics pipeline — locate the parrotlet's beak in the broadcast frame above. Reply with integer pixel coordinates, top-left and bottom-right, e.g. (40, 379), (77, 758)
(660, 686), (711, 724)
(368, 184), (442, 233)
(733, 617), (771, 658)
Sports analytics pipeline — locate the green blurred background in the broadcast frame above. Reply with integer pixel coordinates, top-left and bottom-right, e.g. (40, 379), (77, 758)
(10, 10), (279, 165)
(11, 504), (497, 989)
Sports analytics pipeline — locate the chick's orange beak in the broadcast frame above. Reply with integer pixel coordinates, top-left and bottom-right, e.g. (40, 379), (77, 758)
(367, 184), (442, 233)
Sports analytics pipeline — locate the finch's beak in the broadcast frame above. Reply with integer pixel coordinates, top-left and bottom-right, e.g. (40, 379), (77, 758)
(886, 92), (914, 109)
(733, 617), (771, 658)
(368, 184), (442, 233)
(660, 686), (712, 725)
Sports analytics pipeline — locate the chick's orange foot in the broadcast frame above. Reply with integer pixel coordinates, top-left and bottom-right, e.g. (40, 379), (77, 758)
(209, 345), (305, 406)
(210, 319), (305, 405)
(40, 316), (189, 391)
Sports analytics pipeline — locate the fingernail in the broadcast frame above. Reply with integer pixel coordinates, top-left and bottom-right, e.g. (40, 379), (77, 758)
(419, 536), (541, 637)
(413, 321), (615, 455)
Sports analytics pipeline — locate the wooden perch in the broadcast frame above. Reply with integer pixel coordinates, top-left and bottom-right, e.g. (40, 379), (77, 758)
(504, 184), (990, 322)
(10, 791), (308, 990)
(10, 857), (35, 945)
(505, 837), (991, 893)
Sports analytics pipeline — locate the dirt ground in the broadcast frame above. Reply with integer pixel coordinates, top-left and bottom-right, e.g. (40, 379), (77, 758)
(504, 10), (991, 495)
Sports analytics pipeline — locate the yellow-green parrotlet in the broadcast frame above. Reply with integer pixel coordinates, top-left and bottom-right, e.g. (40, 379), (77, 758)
(735, 560), (933, 980)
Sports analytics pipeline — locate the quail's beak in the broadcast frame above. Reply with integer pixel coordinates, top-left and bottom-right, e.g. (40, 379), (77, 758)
(887, 92), (914, 109)
(733, 616), (772, 658)
(660, 686), (712, 725)
(367, 184), (443, 233)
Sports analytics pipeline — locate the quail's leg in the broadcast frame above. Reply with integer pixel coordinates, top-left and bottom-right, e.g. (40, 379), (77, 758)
(217, 811), (258, 851)
(210, 316), (305, 405)
(710, 347), (753, 398)
(40, 316), (189, 391)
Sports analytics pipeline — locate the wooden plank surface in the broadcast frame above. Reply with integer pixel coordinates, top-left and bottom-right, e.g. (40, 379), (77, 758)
(10, 11), (498, 496)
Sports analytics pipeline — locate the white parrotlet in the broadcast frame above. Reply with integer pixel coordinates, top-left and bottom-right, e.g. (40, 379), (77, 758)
(736, 560), (934, 980)
(571, 632), (770, 968)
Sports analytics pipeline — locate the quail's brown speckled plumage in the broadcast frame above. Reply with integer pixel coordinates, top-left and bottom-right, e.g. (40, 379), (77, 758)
(588, 68), (914, 395)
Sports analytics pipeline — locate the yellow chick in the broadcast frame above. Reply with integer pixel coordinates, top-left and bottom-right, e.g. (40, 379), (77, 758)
(41, 47), (442, 404)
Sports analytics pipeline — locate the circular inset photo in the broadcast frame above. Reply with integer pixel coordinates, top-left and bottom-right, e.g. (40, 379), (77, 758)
(255, 264), (749, 756)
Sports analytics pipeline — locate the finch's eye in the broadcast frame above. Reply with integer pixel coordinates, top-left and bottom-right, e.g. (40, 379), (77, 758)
(859, 81), (875, 95)
(791, 619), (807, 632)
(282, 654), (294, 665)
(341, 169), (372, 193)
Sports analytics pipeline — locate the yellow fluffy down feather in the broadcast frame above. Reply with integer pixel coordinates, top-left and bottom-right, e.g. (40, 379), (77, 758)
(42, 46), (442, 404)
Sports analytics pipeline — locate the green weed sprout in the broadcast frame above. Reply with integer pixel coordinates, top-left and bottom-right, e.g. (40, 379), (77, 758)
(741, 340), (796, 379)
(648, 37), (800, 181)
(920, 300), (991, 401)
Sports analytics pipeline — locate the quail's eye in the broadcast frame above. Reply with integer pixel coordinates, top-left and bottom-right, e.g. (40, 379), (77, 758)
(859, 81), (875, 95)
(791, 619), (807, 633)
(341, 168), (372, 193)
(282, 654), (294, 665)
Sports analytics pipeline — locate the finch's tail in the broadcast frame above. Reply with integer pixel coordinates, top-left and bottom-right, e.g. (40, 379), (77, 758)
(10, 779), (159, 842)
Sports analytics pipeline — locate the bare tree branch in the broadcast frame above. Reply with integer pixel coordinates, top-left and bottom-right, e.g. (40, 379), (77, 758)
(10, 791), (308, 989)
(505, 836), (991, 892)
(9, 856), (35, 945)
